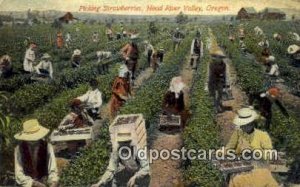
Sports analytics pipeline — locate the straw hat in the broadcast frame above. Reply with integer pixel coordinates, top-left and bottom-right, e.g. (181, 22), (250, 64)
(233, 108), (259, 127)
(41, 53), (51, 60)
(73, 49), (81, 56)
(14, 119), (49, 141)
(210, 47), (226, 58)
(287, 44), (300, 55)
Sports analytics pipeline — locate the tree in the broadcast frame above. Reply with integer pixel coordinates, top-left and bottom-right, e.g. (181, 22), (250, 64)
(175, 11), (188, 24)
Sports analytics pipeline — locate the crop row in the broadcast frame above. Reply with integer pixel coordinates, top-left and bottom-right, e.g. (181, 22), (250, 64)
(212, 23), (300, 183)
(59, 35), (192, 186)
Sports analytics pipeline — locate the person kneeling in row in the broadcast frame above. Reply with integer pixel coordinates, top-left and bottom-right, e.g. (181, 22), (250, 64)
(34, 53), (53, 79)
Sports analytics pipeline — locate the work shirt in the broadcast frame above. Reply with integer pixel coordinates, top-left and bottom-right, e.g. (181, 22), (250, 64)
(229, 168), (279, 187)
(190, 39), (203, 57)
(35, 60), (53, 78)
(23, 48), (36, 72)
(268, 64), (279, 76)
(98, 151), (150, 185)
(15, 143), (58, 187)
(77, 89), (103, 109)
(225, 128), (273, 159)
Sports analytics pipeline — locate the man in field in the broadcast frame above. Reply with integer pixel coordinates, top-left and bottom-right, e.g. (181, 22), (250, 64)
(14, 119), (59, 187)
(248, 87), (289, 130)
(91, 131), (150, 187)
(0, 55), (13, 78)
(121, 37), (139, 82)
(110, 64), (132, 119)
(287, 44), (300, 66)
(172, 28), (184, 52)
(23, 43), (37, 73)
(34, 53), (53, 79)
(143, 40), (154, 67)
(223, 107), (279, 187)
(208, 48), (227, 113)
(190, 34), (203, 69)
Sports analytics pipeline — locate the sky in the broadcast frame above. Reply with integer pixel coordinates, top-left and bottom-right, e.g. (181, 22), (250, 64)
(0, 0), (299, 15)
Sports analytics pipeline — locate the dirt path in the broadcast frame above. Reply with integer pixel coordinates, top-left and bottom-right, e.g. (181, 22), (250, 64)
(149, 55), (194, 187)
(207, 29), (248, 144)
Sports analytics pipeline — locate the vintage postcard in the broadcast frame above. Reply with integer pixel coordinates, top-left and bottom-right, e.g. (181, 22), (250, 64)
(0, 0), (299, 186)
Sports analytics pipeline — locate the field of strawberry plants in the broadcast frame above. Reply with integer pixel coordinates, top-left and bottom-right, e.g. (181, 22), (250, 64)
(183, 28), (224, 186)
(212, 22), (300, 184)
(1, 17), (300, 186)
(60, 33), (193, 186)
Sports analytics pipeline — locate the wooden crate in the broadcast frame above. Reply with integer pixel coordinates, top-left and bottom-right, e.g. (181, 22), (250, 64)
(50, 127), (94, 142)
(213, 160), (254, 174)
(159, 114), (181, 128)
(110, 114), (146, 150)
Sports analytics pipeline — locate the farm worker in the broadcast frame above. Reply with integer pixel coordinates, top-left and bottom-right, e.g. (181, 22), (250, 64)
(23, 43), (37, 73)
(65, 32), (71, 48)
(91, 131), (150, 187)
(163, 76), (185, 115)
(0, 55), (13, 78)
(172, 28), (184, 51)
(287, 44), (300, 65)
(208, 47), (227, 113)
(254, 26), (264, 36)
(109, 64), (132, 119)
(121, 36), (139, 81)
(92, 32), (99, 43)
(106, 27), (113, 41)
(71, 49), (81, 68)
(258, 37), (270, 49)
(56, 31), (64, 48)
(34, 53), (53, 79)
(58, 99), (94, 156)
(157, 46), (165, 64)
(143, 40), (154, 67)
(289, 32), (300, 41)
(14, 119), (59, 187)
(77, 78), (103, 120)
(190, 34), (204, 69)
(150, 50), (159, 72)
(265, 56), (279, 77)
(259, 37), (270, 64)
(223, 108), (279, 187)
(59, 99), (94, 131)
(273, 33), (282, 41)
(249, 87), (289, 130)
(238, 28), (245, 39)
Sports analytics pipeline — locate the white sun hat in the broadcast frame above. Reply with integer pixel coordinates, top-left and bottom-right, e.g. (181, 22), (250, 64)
(233, 108), (259, 127)
(266, 55), (275, 62)
(287, 44), (300, 55)
(73, 49), (81, 56)
(14, 119), (49, 141)
(41, 53), (51, 59)
(273, 33), (279, 38)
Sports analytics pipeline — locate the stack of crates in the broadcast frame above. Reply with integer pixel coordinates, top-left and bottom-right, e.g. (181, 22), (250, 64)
(110, 114), (147, 150)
